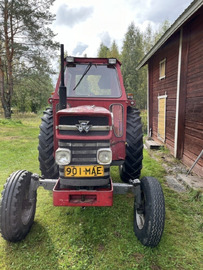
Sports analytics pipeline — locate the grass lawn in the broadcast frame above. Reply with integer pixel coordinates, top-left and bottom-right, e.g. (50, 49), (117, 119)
(0, 113), (202, 270)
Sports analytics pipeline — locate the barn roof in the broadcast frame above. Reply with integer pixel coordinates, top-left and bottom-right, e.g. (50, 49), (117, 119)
(137, 0), (203, 70)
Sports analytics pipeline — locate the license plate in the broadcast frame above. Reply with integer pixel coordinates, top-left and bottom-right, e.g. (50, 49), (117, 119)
(64, 165), (104, 177)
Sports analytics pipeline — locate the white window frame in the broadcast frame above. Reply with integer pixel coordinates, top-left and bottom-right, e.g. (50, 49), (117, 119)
(159, 59), (166, 80)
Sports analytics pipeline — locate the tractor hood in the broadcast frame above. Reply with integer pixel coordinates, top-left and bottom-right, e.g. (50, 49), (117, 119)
(56, 105), (113, 141)
(57, 105), (112, 116)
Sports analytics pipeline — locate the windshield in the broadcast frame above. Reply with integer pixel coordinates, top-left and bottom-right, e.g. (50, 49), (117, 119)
(65, 64), (121, 97)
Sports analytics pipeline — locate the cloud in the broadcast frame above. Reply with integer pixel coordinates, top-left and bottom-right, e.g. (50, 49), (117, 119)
(51, 0), (193, 58)
(99, 32), (111, 47)
(127, 0), (193, 24)
(56, 4), (94, 27)
(72, 43), (88, 56)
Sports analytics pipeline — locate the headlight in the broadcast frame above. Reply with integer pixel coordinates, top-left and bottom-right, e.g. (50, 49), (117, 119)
(55, 148), (71, 165)
(97, 149), (112, 165)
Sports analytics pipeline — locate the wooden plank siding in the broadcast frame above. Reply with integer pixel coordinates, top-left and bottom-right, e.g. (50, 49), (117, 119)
(148, 6), (203, 176)
(148, 32), (179, 152)
(182, 10), (203, 176)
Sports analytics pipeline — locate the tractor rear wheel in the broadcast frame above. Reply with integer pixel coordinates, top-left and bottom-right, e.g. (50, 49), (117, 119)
(134, 177), (165, 247)
(0, 170), (37, 242)
(120, 107), (143, 183)
(38, 108), (59, 179)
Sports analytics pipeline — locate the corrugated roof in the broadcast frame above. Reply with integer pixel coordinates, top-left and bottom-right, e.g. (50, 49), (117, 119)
(137, 0), (203, 70)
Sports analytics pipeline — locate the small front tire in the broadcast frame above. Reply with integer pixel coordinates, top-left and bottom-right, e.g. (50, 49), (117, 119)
(0, 170), (37, 242)
(134, 176), (165, 247)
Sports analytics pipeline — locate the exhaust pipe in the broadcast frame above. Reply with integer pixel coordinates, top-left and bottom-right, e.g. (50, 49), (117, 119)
(59, 44), (67, 110)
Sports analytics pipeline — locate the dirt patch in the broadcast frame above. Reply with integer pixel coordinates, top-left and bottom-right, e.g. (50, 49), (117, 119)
(114, 231), (122, 238)
(132, 253), (144, 263)
(165, 175), (186, 193)
(146, 147), (203, 193)
(1, 136), (22, 141)
(98, 244), (105, 252)
(151, 264), (162, 270)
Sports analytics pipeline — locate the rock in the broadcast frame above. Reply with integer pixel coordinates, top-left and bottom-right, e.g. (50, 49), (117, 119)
(177, 174), (203, 191)
(165, 176), (187, 193)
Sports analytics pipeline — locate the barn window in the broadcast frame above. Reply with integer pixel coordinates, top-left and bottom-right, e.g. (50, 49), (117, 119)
(159, 59), (166, 80)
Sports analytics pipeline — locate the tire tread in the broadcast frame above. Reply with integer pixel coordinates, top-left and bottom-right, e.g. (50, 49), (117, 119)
(0, 170), (36, 242)
(120, 107), (143, 182)
(134, 177), (165, 247)
(38, 108), (59, 178)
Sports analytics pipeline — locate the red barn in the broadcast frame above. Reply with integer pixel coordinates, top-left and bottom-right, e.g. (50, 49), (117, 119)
(137, 0), (203, 176)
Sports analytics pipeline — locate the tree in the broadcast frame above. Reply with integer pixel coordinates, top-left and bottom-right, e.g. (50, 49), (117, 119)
(0, 0), (58, 118)
(97, 43), (110, 58)
(107, 40), (120, 60)
(154, 20), (171, 44)
(143, 24), (154, 54)
(121, 22), (146, 109)
(98, 41), (121, 60)
(142, 21), (170, 55)
(13, 71), (54, 113)
(121, 21), (170, 110)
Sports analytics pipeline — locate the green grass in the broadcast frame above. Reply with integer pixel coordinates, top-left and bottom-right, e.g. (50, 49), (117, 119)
(140, 110), (147, 135)
(0, 114), (202, 270)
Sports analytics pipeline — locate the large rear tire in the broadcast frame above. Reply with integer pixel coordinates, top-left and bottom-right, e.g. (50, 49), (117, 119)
(134, 177), (165, 247)
(0, 170), (37, 242)
(120, 107), (143, 183)
(38, 108), (59, 179)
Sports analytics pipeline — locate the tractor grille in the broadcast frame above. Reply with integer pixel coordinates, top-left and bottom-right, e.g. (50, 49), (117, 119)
(58, 116), (110, 136)
(58, 140), (110, 164)
(58, 140), (110, 187)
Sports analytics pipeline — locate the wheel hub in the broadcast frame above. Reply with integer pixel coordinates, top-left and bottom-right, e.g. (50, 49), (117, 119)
(21, 190), (34, 225)
(136, 211), (145, 229)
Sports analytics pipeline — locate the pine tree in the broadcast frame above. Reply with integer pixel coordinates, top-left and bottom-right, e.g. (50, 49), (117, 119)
(143, 24), (154, 54)
(97, 43), (110, 58)
(0, 0), (58, 118)
(108, 40), (120, 60)
(154, 20), (171, 44)
(121, 22), (146, 109)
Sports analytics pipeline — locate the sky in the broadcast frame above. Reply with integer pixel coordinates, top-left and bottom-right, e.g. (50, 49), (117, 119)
(50, 0), (194, 57)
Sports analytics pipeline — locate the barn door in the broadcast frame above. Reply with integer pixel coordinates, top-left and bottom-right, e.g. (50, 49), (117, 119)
(158, 95), (167, 142)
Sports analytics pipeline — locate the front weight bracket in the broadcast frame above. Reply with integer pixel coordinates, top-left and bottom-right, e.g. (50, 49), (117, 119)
(30, 174), (57, 191)
(113, 179), (140, 195)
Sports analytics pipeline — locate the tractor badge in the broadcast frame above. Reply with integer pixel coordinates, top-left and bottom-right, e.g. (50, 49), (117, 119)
(76, 121), (92, 133)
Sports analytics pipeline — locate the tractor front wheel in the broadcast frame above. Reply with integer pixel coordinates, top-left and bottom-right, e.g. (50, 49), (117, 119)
(134, 176), (165, 247)
(0, 170), (37, 242)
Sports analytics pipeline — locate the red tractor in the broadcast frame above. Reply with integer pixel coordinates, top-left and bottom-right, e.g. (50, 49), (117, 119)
(0, 45), (165, 247)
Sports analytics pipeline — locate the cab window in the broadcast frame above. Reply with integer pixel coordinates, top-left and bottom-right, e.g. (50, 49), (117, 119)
(65, 64), (121, 98)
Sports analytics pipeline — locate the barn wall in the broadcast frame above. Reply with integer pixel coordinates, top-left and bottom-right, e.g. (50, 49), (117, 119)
(148, 6), (203, 176)
(148, 32), (180, 152)
(182, 10), (203, 176)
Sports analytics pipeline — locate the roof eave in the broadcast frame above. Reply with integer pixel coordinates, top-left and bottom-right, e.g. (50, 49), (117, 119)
(136, 0), (203, 70)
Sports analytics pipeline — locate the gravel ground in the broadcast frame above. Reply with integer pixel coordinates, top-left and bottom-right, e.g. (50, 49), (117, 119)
(146, 146), (203, 193)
